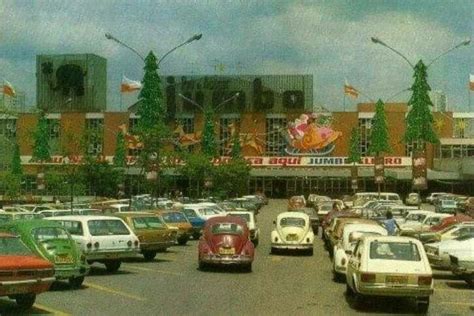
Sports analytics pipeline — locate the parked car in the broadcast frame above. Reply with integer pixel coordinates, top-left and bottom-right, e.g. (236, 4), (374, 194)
(227, 211), (260, 246)
(460, 196), (474, 217)
(426, 192), (447, 204)
(198, 216), (254, 272)
(288, 195), (306, 211)
(326, 217), (377, 254)
(419, 222), (474, 244)
(434, 199), (458, 214)
(159, 211), (193, 245)
(242, 195), (264, 210)
(271, 212), (314, 255)
(0, 219), (89, 288)
(18, 204), (55, 213)
(113, 212), (178, 260)
(426, 214), (472, 232)
(405, 193), (421, 206)
(317, 201), (334, 222)
(229, 198), (259, 215)
(449, 253), (474, 288)
(0, 212), (43, 224)
(346, 235), (433, 313)
(37, 209), (73, 218)
(400, 210), (435, 226)
(177, 208), (206, 240)
(399, 213), (451, 237)
(182, 204), (223, 221)
(424, 234), (474, 269)
(48, 215), (140, 272)
(416, 216), (473, 243)
(0, 232), (55, 309)
(332, 223), (388, 281)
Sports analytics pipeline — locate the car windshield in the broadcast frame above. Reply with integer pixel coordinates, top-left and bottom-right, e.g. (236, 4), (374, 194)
(229, 213), (251, 222)
(161, 212), (187, 223)
(280, 217), (306, 227)
(211, 223), (244, 235)
(370, 241), (421, 261)
(88, 220), (130, 236)
(320, 205), (332, 212)
(0, 236), (33, 256)
(454, 233), (474, 241)
(442, 200), (456, 206)
(32, 227), (70, 242)
(405, 213), (427, 222)
(132, 216), (166, 229)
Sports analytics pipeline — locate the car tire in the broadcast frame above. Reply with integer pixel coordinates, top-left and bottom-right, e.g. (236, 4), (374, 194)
(353, 292), (365, 309)
(270, 247), (277, 255)
(105, 261), (121, 273)
(143, 251), (157, 261)
(177, 236), (188, 245)
(416, 297), (430, 314)
(243, 264), (252, 273)
(307, 248), (314, 256)
(69, 276), (85, 289)
(333, 270), (344, 283)
(198, 260), (207, 271)
(345, 282), (354, 296)
(464, 276), (474, 288)
(253, 238), (259, 247)
(15, 293), (36, 309)
(192, 232), (201, 240)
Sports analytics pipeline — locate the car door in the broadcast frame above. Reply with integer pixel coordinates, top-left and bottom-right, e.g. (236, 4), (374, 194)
(347, 240), (363, 286)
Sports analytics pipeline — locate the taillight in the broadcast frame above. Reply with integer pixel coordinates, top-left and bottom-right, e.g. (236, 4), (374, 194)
(94, 242), (100, 249)
(306, 238), (311, 243)
(138, 236), (144, 242)
(86, 242), (92, 249)
(418, 276), (432, 286)
(274, 237), (279, 242)
(134, 240), (139, 247)
(360, 273), (376, 283)
(341, 258), (346, 266)
(127, 240), (132, 247)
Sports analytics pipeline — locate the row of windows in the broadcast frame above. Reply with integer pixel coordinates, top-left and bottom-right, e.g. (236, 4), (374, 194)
(439, 145), (474, 158)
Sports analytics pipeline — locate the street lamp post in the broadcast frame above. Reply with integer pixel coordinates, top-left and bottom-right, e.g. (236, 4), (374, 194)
(371, 37), (470, 192)
(106, 32), (202, 199)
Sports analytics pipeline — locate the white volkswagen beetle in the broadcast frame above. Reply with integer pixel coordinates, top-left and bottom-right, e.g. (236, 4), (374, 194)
(271, 212), (314, 255)
(333, 223), (388, 282)
(346, 235), (433, 313)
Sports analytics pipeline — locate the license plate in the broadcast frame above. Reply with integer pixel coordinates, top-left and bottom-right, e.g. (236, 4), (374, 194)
(219, 247), (235, 255)
(55, 255), (73, 264)
(286, 234), (298, 241)
(106, 253), (119, 259)
(386, 275), (408, 284)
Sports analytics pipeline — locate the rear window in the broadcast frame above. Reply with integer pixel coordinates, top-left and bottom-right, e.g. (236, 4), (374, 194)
(161, 212), (187, 223)
(59, 221), (84, 236)
(211, 223), (243, 235)
(88, 220), (130, 236)
(0, 236), (33, 256)
(32, 227), (70, 242)
(388, 195), (400, 201)
(280, 217), (306, 227)
(229, 213), (251, 222)
(370, 241), (421, 261)
(132, 216), (165, 229)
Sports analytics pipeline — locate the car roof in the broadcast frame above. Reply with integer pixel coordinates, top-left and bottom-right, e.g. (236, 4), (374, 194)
(113, 212), (158, 217)
(205, 216), (247, 226)
(362, 235), (422, 244)
(406, 210), (434, 215)
(227, 211), (253, 216)
(46, 215), (124, 221)
(277, 212), (309, 220)
(0, 219), (63, 229)
(0, 232), (17, 238)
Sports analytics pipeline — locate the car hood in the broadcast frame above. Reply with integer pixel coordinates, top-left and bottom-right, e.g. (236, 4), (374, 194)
(0, 255), (53, 270)
(206, 234), (246, 254)
(277, 226), (307, 242)
(367, 259), (429, 274)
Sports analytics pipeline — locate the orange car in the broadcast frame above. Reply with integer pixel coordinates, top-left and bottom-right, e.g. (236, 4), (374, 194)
(158, 211), (193, 245)
(288, 195), (306, 211)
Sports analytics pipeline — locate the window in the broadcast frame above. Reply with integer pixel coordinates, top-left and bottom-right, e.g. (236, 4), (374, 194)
(359, 118), (372, 156)
(369, 241), (421, 261)
(219, 117), (241, 155)
(453, 118), (474, 138)
(0, 119), (16, 139)
(211, 223), (243, 235)
(60, 221), (84, 236)
(85, 118), (104, 155)
(46, 119), (61, 155)
(87, 220), (130, 236)
(183, 209), (197, 218)
(129, 118), (140, 134)
(132, 216), (165, 229)
(265, 117), (287, 156)
(32, 227), (69, 241)
(280, 217), (305, 227)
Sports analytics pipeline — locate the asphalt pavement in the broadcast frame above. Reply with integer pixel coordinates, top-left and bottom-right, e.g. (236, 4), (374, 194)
(0, 199), (472, 315)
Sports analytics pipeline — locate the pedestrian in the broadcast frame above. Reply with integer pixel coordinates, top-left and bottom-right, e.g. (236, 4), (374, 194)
(383, 211), (400, 236)
(332, 201), (341, 212)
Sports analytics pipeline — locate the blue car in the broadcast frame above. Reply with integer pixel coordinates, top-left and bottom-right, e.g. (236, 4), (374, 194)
(182, 211), (206, 239)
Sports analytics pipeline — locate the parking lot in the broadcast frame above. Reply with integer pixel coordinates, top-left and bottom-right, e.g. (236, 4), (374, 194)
(0, 199), (472, 315)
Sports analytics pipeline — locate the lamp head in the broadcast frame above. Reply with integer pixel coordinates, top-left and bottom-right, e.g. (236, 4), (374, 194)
(186, 33), (202, 44)
(105, 33), (113, 40)
(461, 39), (471, 46)
(371, 37), (382, 44)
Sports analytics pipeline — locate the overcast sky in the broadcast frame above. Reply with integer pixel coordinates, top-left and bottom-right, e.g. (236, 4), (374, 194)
(0, 0), (472, 111)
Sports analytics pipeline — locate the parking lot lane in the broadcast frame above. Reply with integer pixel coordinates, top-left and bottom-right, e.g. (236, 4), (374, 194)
(84, 282), (146, 302)
(125, 264), (184, 276)
(33, 303), (72, 316)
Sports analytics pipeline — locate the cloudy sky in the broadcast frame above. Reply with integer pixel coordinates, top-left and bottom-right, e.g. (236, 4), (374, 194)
(0, 0), (472, 111)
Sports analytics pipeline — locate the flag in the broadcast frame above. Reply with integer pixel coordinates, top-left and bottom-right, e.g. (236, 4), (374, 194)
(120, 75), (142, 93)
(344, 81), (359, 99)
(2, 80), (16, 97)
(470, 74), (474, 91)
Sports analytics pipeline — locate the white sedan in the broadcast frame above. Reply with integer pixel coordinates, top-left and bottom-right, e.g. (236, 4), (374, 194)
(424, 234), (474, 269)
(346, 236), (433, 313)
(333, 223), (388, 282)
(399, 213), (451, 236)
(227, 211), (260, 246)
(271, 212), (314, 255)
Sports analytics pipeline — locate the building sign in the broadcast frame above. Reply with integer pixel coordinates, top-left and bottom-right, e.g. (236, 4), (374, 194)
(21, 156), (412, 167)
(284, 113), (342, 156)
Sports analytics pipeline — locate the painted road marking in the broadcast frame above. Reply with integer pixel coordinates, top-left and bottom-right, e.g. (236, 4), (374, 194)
(33, 303), (71, 316)
(439, 301), (473, 306)
(84, 282), (146, 301)
(126, 265), (183, 276)
(271, 257), (283, 262)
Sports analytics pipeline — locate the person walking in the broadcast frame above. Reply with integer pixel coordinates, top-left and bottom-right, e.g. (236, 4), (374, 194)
(383, 211), (400, 236)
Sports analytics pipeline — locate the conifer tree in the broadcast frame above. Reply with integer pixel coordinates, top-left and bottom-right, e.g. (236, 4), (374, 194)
(32, 111), (51, 162)
(369, 99), (391, 156)
(11, 141), (22, 176)
(405, 60), (439, 150)
(231, 133), (242, 159)
(113, 130), (127, 168)
(347, 128), (362, 164)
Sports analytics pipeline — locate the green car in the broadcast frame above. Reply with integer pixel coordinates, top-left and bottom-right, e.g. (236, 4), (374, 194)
(0, 219), (89, 288)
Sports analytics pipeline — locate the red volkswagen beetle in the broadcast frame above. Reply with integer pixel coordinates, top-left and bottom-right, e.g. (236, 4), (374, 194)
(198, 216), (254, 272)
(0, 232), (55, 309)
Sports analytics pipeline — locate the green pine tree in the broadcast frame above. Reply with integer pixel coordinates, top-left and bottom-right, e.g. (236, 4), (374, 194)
(201, 107), (217, 157)
(405, 60), (439, 150)
(11, 141), (23, 176)
(230, 133), (242, 159)
(347, 128), (362, 164)
(32, 111), (51, 162)
(113, 130), (127, 168)
(369, 99), (391, 156)
(137, 51), (165, 132)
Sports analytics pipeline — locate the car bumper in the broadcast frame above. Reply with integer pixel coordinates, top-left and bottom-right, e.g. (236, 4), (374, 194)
(426, 253), (450, 268)
(271, 243), (313, 250)
(141, 241), (175, 252)
(0, 277), (55, 296)
(54, 265), (89, 279)
(357, 283), (433, 297)
(200, 254), (253, 265)
(334, 264), (347, 275)
(85, 249), (140, 261)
